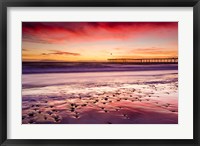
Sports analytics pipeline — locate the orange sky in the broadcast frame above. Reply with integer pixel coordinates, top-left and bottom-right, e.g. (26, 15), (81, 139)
(22, 22), (178, 62)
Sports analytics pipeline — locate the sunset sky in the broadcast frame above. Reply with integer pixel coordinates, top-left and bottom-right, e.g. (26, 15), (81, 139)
(22, 22), (178, 62)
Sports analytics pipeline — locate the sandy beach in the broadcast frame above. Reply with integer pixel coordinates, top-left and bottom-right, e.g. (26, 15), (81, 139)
(22, 65), (178, 124)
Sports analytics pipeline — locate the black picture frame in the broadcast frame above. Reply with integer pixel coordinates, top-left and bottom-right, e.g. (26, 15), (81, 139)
(0, 0), (199, 145)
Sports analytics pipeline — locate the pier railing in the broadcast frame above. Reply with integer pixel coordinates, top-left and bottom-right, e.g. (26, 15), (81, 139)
(107, 57), (178, 63)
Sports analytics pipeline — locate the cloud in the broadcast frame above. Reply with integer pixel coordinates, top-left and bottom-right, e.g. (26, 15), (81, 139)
(129, 47), (177, 57)
(22, 48), (29, 51)
(22, 22), (178, 44)
(41, 50), (80, 56)
(114, 48), (122, 50)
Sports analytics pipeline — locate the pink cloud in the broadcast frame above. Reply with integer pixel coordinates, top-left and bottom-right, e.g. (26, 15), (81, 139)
(22, 22), (178, 44)
(41, 50), (80, 56)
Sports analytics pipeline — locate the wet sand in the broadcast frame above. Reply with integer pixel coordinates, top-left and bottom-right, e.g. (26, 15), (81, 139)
(22, 70), (178, 124)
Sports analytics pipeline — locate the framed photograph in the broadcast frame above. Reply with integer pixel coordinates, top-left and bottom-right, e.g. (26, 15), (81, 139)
(0, 0), (199, 145)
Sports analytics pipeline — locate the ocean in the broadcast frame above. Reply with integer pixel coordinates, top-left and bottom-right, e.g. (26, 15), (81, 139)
(22, 62), (178, 74)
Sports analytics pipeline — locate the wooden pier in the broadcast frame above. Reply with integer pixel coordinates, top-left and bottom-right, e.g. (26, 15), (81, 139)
(107, 57), (178, 64)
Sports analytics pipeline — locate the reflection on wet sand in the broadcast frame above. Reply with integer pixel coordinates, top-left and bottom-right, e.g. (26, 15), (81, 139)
(22, 70), (178, 124)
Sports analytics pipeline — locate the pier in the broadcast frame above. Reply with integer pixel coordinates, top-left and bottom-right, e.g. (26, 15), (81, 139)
(107, 57), (178, 64)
